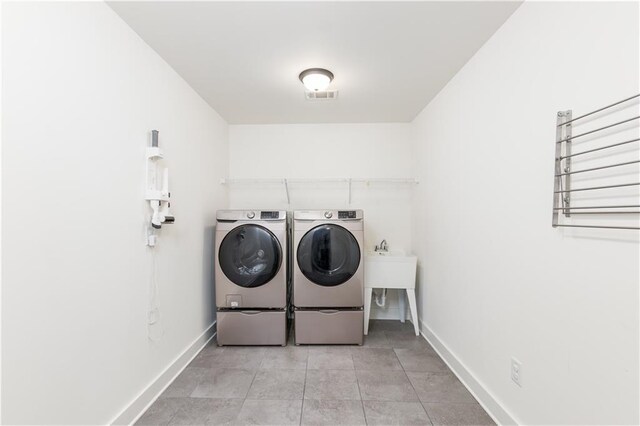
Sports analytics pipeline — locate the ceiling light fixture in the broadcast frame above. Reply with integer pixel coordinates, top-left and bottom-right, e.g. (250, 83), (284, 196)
(299, 68), (334, 92)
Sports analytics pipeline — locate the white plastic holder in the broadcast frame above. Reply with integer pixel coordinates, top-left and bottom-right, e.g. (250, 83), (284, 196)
(146, 150), (169, 202)
(146, 147), (165, 199)
(145, 189), (170, 203)
(147, 147), (163, 160)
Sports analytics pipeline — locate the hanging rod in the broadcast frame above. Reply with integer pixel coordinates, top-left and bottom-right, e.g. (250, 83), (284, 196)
(557, 94), (639, 127)
(220, 177), (419, 184)
(558, 137), (640, 160)
(554, 182), (640, 193)
(554, 224), (640, 230)
(557, 211), (640, 215)
(556, 115), (640, 144)
(283, 178), (290, 204)
(553, 205), (640, 210)
(221, 178), (287, 184)
(555, 160), (640, 177)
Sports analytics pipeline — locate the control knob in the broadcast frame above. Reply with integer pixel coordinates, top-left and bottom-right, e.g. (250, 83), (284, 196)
(247, 211), (255, 219)
(324, 211), (333, 219)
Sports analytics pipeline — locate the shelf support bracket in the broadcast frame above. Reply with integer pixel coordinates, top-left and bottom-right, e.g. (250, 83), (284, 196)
(283, 178), (290, 204)
(554, 110), (573, 218)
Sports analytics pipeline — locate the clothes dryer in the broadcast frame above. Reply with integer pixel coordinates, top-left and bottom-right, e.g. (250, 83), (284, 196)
(293, 210), (364, 345)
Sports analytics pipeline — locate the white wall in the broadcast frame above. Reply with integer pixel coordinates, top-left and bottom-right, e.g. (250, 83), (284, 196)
(2, 2), (228, 424)
(411, 2), (639, 425)
(229, 123), (415, 319)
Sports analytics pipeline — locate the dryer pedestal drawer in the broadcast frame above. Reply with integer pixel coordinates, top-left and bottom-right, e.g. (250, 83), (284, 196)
(294, 310), (363, 345)
(217, 310), (286, 346)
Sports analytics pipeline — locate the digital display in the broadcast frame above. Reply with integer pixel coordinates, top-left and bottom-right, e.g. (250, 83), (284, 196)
(260, 211), (280, 219)
(338, 211), (357, 219)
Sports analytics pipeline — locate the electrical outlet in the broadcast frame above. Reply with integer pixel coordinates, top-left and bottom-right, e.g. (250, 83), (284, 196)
(511, 358), (522, 387)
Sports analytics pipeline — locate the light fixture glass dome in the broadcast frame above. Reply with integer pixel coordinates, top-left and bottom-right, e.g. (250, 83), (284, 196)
(299, 68), (334, 92)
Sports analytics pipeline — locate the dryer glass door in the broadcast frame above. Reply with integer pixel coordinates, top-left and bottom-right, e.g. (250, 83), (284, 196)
(219, 224), (282, 288)
(297, 224), (361, 287)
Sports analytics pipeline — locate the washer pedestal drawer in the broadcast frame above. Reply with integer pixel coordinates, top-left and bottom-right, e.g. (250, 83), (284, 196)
(295, 309), (363, 345)
(217, 310), (287, 346)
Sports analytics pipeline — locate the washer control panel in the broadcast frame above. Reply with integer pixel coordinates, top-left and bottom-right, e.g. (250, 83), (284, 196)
(217, 210), (287, 222)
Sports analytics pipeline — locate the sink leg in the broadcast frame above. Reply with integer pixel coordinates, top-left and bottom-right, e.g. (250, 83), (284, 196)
(407, 289), (419, 336)
(364, 287), (373, 335)
(398, 289), (406, 323)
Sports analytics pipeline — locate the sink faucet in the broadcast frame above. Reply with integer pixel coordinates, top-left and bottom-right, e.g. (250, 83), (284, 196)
(375, 239), (388, 252)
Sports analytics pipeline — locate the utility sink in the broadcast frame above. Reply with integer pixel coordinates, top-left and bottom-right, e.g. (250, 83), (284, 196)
(365, 251), (417, 289)
(364, 250), (419, 336)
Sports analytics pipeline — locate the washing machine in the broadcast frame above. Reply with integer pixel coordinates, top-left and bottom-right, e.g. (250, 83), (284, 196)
(293, 210), (364, 345)
(215, 210), (288, 346)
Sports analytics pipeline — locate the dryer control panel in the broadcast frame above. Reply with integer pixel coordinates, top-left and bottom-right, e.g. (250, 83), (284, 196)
(260, 211), (280, 219)
(338, 211), (357, 219)
(294, 210), (363, 221)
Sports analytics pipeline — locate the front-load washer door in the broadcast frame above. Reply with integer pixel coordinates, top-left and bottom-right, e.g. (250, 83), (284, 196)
(297, 224), (360, 286)
(218, 224), (282, 288)
(294, 223), (363, 307)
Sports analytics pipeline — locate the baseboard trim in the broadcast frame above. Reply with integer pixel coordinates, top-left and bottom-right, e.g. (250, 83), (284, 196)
(110, 322), (217, 425)
(418, 319), (519, 425)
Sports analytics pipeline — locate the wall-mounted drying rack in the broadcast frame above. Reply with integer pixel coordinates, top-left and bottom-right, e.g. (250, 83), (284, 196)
(220, 177), (419, 204)
(552, 94), (640, 230)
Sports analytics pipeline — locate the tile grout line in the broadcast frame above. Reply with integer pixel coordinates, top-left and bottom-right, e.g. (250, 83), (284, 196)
(396, 337), (490, 423)
(236, 351), (263, 423)
(164, 401), (182, 426)
(352, 348), (369, 425)
(394, 345), (434, 426)
(168, 343), (227, 425)
(299, 349), (308, 426)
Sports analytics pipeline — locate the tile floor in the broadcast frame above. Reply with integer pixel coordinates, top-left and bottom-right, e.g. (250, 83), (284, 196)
(137, 320), (495, 426)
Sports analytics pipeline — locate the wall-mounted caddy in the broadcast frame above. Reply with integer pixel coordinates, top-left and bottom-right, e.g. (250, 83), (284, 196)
(552, 94), (639, 230)
(146, 130), (175, 245)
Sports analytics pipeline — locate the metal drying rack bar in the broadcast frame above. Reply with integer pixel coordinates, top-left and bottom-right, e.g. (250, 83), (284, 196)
(552, 94), (640, 230)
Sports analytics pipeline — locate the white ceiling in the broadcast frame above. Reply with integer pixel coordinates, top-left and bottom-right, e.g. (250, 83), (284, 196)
(109, 1), (521, 124)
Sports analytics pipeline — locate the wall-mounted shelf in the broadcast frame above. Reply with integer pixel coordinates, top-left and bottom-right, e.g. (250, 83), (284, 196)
(220, 177), (419, 204)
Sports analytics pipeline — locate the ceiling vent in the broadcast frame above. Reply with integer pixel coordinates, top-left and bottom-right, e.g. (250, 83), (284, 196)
(305, 90), (339, 101)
